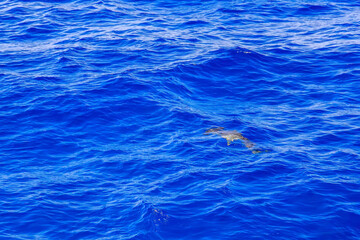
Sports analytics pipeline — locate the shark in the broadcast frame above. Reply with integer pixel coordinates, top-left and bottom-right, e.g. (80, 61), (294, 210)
(204, 127), (264, 153)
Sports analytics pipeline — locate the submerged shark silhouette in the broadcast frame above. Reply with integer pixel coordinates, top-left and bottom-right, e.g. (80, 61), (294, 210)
(204, 127), (265, 154)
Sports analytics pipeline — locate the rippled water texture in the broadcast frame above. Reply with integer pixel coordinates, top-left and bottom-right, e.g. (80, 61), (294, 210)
(1, 0), (360, 239)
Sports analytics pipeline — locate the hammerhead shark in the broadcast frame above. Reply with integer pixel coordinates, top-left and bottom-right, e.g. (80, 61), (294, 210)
(204, 127), (264, 153)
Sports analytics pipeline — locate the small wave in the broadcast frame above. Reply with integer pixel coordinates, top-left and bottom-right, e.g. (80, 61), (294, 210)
(1, 0), (359, 239)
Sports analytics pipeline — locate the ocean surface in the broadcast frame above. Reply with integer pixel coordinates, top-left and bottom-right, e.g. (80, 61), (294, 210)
(1, 0), (360, 239)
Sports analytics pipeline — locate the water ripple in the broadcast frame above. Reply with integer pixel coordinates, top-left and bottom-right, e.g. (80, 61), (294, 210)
(0, 0), (360, 239)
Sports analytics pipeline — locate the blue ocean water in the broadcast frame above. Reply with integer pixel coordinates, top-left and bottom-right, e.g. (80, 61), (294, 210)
(1, 0), (360, 239)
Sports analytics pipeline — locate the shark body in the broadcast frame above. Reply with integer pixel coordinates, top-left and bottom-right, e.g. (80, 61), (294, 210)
(204, 127), (263, 153)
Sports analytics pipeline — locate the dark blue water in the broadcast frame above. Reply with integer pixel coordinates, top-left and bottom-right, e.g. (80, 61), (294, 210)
(1, 0), (360, 239)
